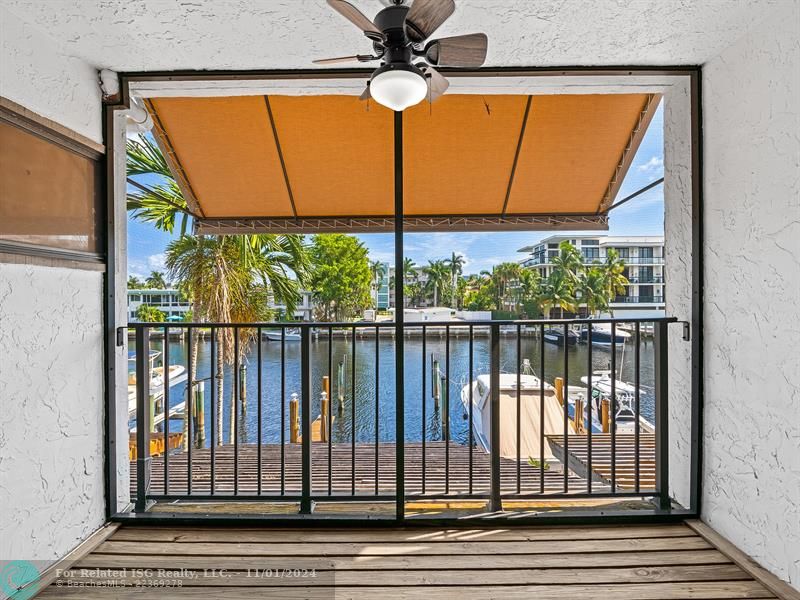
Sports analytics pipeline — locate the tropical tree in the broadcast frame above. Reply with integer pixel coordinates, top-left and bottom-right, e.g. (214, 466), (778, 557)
(128, 275), (145, 289)
(517, 268), (542, 318)
(540, 270), (578, 316)
(490, 262), (522, 311)
(135, 304), (166, 322)
(128, 135), (310, 446)
(145, 270), (168, 289)
(444, 253), (466, 309)
(369, 260), (387, 308)
(550, 241), (584, 288)
(309, 234), (372, 321)
(165, 234), (303, 444)
(422, 260), (450, 307)
(598, 248), (629, 315)
(578, 266), (610, 316)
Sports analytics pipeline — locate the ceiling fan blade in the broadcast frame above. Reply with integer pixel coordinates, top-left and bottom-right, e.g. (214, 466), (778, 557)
(359, 85), (371, 101)
(326, 0), (383, 36)
(424, 66), (450, 101)
(425, 33), (488, 67)
(406, 0), (455, 42)
(313, 54), (379, 64)
(313, 55), (362, 64)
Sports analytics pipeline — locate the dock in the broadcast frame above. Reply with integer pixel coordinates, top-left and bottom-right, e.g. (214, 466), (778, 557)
(546, 433), (656, 491)
(130, 441), (601, 497)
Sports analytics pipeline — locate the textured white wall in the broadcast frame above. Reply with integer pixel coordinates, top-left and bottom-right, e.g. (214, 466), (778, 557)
(0, 264), (106, 561)
(0, 2), (107, 565)
(702, 1), (800, 587)
(0, 5), (102, 143)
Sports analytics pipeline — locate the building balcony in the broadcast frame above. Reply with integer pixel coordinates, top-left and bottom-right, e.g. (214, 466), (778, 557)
(613, 295), (665, 304)
(627, 276), (665, 284)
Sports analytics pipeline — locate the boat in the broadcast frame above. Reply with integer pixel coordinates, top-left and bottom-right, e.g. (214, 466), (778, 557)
(543, 328), (580, 346)
(459, 360), (588, 460)
(264, 328), (301, 341)
(579, 370), (655, 434)
(127, 351), (187, 416)
(580, 323), (631, 347)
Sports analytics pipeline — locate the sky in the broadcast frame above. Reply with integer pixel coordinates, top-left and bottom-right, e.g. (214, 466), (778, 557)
(127, 103), (664, 279)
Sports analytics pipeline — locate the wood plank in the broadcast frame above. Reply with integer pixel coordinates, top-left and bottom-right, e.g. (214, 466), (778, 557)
(109, 524), (696, 543)
(37, 581), (776, 599)
(77, 549), (733, 571)
(686, 520), (800, 600)
(94, 536), (713, 556)
(14, 523), (119, 598)
(55, 564), (750, 587)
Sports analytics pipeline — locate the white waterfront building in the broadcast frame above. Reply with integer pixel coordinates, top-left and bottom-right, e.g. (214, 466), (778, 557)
(128, 288), (315, 322)
(518, 235), (666, 318)
(127, 288), (191, 322)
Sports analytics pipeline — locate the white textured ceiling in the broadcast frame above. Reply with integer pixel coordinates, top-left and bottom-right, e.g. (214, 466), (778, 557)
(2, 0), (779, 72)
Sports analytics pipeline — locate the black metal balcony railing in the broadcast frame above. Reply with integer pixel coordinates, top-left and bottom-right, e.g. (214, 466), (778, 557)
(628, 276), (665, 284)
(128, 317), (677, 517)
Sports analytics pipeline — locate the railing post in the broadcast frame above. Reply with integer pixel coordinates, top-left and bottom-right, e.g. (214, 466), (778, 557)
(299, 325), (313, 514)
(489, 323), (502, 512)
(654, 320), (670, 510)
(135, 326), (151, 512)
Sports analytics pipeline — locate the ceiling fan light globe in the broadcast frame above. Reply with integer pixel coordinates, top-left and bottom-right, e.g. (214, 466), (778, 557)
(369, 68), (428, 111)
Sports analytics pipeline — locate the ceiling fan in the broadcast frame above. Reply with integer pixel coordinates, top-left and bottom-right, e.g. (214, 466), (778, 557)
(314, 0), (488, 111)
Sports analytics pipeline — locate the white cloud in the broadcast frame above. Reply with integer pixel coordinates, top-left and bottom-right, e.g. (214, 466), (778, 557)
(637, 156), (663, 173)
(147, 253), (167, 272)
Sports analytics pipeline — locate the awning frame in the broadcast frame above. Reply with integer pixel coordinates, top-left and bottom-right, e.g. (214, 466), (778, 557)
(142, 90), (660, 233)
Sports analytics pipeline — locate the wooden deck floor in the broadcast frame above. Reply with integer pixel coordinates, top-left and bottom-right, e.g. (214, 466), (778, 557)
(38, 522), (785, 599)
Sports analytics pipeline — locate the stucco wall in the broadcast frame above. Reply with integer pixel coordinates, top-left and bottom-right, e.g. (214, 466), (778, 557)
(0, 3), (107, 566)
(0, 264), (106, 561)
(701, 2), (800, 587)
(0, 5), (102, 143)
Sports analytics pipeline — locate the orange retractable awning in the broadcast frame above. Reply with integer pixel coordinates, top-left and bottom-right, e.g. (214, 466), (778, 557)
(145, 92), (659, 233)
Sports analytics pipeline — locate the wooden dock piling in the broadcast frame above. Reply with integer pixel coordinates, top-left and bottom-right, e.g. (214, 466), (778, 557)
(320, 391), (329, 443)
(195, 380), (205, 448)
(289, 393), (299, 443)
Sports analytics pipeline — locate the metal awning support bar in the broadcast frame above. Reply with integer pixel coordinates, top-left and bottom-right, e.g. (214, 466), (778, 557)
(394, 110), (405, 521)
(608, 177), (664, 211)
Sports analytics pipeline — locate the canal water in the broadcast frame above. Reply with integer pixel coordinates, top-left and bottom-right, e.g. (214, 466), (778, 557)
(147, 333), (657, 447)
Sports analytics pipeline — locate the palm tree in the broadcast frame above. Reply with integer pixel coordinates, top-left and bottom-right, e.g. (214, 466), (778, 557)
(599, 249), (629, 315)
(127, 137), (192, 236)
(422, 260), (449, 307)
(128, 275), (144, 289)
(550, 241), (584, 288)
(128, 136), (310, 446)
(517, 268), (542, 317)
(165, 234), (305, 444)
(401, 258), (417, 307)
(444, 253), (465, 309)
(540, 271), (578, 317)
(145, 271), (168, 289)
(369, 260), (387, 308)
(578, 267), (609, 316)
(491, 262), (522, 311)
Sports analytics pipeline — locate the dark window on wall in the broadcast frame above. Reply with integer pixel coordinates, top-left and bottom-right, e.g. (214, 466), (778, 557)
(0, 117), (103, 256)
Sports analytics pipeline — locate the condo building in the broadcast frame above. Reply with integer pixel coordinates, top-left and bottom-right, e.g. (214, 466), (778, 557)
(518, 235), (666, 318)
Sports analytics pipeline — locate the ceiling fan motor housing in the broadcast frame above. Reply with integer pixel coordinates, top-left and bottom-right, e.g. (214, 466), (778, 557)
(374, 5), (414, 65)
